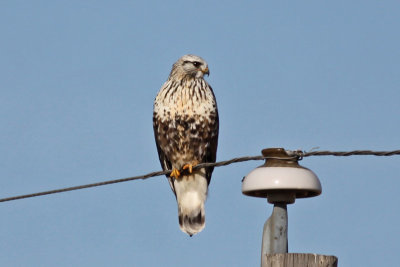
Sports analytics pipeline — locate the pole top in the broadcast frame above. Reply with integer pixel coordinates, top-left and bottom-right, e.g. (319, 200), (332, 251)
(242, 148), (322, 203)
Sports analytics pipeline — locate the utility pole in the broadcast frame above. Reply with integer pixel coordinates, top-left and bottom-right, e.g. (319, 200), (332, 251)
(242, 148), (338, 267)
(263, 254), (337, 267)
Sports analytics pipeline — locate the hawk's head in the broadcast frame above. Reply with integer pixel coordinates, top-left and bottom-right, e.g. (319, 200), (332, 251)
(169, 54), (209, 79)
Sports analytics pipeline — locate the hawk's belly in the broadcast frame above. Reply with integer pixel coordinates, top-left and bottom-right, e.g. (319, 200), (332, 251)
(155, 113), (216, 169)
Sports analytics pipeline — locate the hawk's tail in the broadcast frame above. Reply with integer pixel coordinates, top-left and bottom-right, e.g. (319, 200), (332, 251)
(174, 171), (208, 236)
(178, 201), (205, 237)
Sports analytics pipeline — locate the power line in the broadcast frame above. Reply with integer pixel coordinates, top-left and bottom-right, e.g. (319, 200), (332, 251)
(302, 150), (400, 157)
(1, 149), (399, 203)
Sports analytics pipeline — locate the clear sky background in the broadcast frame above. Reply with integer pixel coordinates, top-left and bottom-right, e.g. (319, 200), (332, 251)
(1, 1), (399, 266)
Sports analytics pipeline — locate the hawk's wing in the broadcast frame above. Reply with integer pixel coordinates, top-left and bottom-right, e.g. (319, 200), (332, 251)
(203, 86), (219, 185)
(153, 119), (176, 196)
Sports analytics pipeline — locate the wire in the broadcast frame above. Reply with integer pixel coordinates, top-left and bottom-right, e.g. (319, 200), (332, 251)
(0, 149), (399, 203)
(302, 150), (400, 157)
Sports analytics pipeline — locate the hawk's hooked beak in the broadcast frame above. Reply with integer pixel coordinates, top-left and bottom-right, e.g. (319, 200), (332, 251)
(201, 67), (210, 76)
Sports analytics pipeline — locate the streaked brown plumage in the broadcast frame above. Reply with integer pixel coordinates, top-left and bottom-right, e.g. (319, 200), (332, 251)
(153, 55), (219, 236)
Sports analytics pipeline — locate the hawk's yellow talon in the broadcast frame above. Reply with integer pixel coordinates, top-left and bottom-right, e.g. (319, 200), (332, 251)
(182, 161), (199, 174)
(170, 168), (181, 179)
(182, 164), (193, 173)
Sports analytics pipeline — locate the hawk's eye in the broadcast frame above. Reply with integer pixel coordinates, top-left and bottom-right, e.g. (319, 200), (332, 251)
(192, 61), (201, 67)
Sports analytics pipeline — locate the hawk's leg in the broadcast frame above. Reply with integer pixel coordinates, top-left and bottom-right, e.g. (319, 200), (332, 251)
(182, 160), (199, 174)
(170, 168), (181, 179)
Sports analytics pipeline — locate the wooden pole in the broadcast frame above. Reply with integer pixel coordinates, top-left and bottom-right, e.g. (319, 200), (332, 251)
(262, 253), (338, 267)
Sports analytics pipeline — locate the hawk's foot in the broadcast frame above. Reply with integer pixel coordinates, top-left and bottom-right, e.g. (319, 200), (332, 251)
(170, 168), (181, 179)
(182, 160), (199, 174)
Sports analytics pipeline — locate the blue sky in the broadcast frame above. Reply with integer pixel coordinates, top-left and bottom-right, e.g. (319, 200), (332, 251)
(1, 1), (399, 266)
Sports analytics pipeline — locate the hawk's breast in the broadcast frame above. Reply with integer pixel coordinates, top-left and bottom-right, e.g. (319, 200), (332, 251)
(153, 78), (218, 169)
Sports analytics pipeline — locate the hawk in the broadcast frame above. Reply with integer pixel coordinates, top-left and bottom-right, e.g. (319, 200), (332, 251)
(153, 55), (219, 236)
